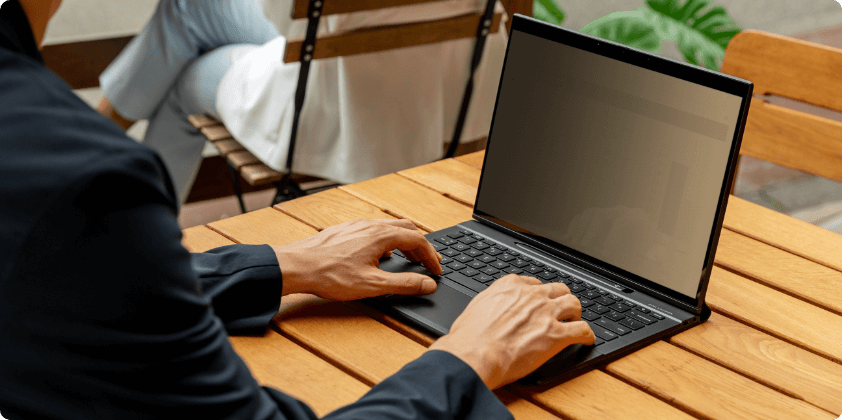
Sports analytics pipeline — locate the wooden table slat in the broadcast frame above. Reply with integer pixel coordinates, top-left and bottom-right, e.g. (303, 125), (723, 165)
(339, 173), (473, 232)
(275, 188), (399, 231)
(181, 225), (237, 252)
(724, 195), (842, 273)
(272, 295), (560, 419)
(397, 158), (481, 206)
(716, 229), (842, 314)
(208, 207), (318, 245)
(607, 341), (833, 419)
(229, 331), (369, 416)
(707, 266), (842, 364)
(670, 312), (842, 414)
(522, 370), (697, 420)
(454, 150), (485, 169)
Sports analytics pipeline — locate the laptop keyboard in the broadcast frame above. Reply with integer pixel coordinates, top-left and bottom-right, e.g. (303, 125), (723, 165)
(391, 229), (666, 347)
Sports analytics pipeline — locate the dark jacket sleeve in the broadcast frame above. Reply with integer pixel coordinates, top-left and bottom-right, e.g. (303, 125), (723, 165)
(323, 351), (513, 420)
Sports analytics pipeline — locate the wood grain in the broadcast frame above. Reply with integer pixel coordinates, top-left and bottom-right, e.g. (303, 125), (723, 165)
(291, 0), (442, 19)
(229, 331), (369, 416)
(715, 229), (842, 314)
(671, 313), (842, 414)
(607, 341), (832, 419)
(201, 125), (233, 142)
(240, 164), (284, 186)
(723, 195), (842, 273)
(227, 150), (262, 168)
(722, 30), (842, 113)
(213, 139), (245, 155)
(398, 158), (481, 206)
(285, 12), (502, 63)
(275, 188), (398, 231)
(737, 99), (842, 185)
(522, 370), (696, 420)
(453, 150), (485, 169)
(187, 114), (219, 130)
(272, 298), (558, 419)
(208, 208), (318, 245)
(340, 174), (473, 232)
(181, 225), (236, 252)
(706, 266), (842, 364)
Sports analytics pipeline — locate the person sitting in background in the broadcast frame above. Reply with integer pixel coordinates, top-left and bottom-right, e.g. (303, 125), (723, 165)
(98, 0), (507, 204)
(0, 0), (593, 418)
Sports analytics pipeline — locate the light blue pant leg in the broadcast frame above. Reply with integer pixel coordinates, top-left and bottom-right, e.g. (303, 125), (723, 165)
(143, 44), (259, 205)
(100, 0), (278, 119)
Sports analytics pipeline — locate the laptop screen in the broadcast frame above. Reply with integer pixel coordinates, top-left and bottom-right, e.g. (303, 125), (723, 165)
(474, 25), (746, 300)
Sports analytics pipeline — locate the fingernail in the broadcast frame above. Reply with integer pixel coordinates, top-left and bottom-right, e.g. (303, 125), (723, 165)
(436, 252), (443, 261)
(422, 278), (437, 293)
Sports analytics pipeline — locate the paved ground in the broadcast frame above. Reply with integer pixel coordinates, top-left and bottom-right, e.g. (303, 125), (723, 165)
(52, 0), (842, 232)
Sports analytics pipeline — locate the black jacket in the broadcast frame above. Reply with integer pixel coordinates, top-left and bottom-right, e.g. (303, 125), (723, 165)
(0, 2), (511, 418)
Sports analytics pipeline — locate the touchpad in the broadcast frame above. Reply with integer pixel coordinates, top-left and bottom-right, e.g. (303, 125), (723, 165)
(390, 283), (473, 333)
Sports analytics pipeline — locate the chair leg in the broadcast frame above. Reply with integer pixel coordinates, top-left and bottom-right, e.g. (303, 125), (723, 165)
(271, 173), (306, 205)
(226, 162), (247, 213)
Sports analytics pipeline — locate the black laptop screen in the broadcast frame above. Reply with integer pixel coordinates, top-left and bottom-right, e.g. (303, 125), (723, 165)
(475, 28), (744, 299)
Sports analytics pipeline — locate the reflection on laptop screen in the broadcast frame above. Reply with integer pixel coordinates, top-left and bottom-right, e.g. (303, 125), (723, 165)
(475, 30), (744, 298)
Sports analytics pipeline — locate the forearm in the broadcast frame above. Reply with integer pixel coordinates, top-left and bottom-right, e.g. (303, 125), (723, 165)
(323, 350), (512, 420)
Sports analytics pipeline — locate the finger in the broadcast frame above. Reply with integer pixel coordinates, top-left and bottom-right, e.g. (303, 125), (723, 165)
(556, 321), (596, 346)
(553, 294), (582, 321)
(375, 218), (419, 231)
(384, 227), (442, 275)
(370, 269), (437, 296)
(515, 275), (542, 286)
(381, 250), (393, 259)
(543, 282), (572, 299)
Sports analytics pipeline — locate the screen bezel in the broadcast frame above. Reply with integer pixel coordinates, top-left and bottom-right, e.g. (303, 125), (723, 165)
(472, 15), (753, 314)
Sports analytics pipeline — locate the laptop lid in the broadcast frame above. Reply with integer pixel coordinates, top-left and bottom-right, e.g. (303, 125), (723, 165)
(472, 15), (753, 315)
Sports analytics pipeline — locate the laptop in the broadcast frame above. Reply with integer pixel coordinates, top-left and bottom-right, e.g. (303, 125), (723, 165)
(368, 14), (753, 386)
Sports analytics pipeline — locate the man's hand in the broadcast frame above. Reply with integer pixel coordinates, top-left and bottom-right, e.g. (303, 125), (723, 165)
(272, 218), (442, 300)
(429, 275), (595, 389)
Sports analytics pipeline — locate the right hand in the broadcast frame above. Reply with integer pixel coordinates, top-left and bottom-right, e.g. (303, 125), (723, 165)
(428, 275), (595, 389)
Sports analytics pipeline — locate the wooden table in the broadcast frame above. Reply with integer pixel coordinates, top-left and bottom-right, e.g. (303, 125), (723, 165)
(181, 151), (842, 419)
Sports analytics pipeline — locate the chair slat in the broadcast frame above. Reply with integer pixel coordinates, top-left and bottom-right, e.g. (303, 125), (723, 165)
(284, 12), (502, 63)
(213, 139), (245, 155)
(201, 125), (233, 142)
(227, 150), (262, 168)
(291, 0), (443, 19)
(722, 30), (842, 113)
(739, 99), (842, 185)
(188, 114), (221, 130)
(240, 164), (284, 186)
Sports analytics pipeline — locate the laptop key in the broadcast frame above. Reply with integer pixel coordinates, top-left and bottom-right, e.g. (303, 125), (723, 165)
(452, 243), (471, 252)
(628, 311), (657, 325)
(447, 262), (467, 271)
(431, 242), (446, 252)
(532, 261), (544, 268)
(440, 249), (459, 257)
(510, 259), (529, 268)
(503, 266), (523, 275)
(649, 312), (665, 320)
(462, 268), (481, 277)
(498, 253), (515, 262)
(476, 274), (495, 283)
(478, 255), (496, 264)
(589, 324), (618, 341)
(593, 337), (605, 346)
(569, 283), (586, 293)
(485, 247), (503, 256)
(468, 261), (486, 270)
(635, 307), (651, 314)
(472, 242), (490, 250)
(545, 267), (557, 273)
(525, 265), (543, 274)
(495, 245), (508, 251)
(609, 303), (632, 313)
(605, 311), (625, 322)
(436, 237), (457, 246)
(464, 249), (484, 258)
(455, 255), (473, 264)
(581, 310), (601, 321)
(519, 255), (532, 262)
(594, 296), (615, 306)
(439, 266), (453, 276)
(592, 304), (611, 314)
(507, 250), (520, 256)
(458, 236), (477, 244)
(579, 297), (594, 308)
(459, 230), (472, 236)
(439, 257), (454, 266)
(584, 283), (597, 290)
(489, 261), (509, 269)
(537, 271), (557, 281)
(617, 317), (645, 330)
(582, 290), (601, 299)
(570, 277), (583, 284)
(445, 272), (488, 293)
(594, 318), (632, 335)
(447, 232), (464, 239)
(481, 267), (500, 276)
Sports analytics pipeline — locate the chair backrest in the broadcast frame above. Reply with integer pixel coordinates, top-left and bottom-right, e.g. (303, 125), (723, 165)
(284, 0), (503, 63)
(721, 30), (842, 184)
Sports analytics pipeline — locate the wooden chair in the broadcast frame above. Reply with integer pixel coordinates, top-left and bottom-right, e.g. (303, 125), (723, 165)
(721, 30), (842, 185)
(190, 0), (509, 212)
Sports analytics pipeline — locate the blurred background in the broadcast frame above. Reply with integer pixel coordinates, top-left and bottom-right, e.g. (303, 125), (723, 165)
(45, 0), (842, 233)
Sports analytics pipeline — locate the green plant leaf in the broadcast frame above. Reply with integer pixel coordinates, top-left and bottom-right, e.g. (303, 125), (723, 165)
(581, 0), (741, 70)
(533, 0), (565, 25)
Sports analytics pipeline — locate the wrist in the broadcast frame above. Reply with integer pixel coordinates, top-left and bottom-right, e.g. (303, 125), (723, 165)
(271, 245), (309, 295)
(429, 335), (500, 389)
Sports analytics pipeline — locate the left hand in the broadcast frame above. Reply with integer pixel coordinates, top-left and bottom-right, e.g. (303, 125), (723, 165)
(272, 218), (442, 300)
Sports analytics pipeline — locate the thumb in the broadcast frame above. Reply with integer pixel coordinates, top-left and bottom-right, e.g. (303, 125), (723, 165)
(371, 269), (437, 296)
